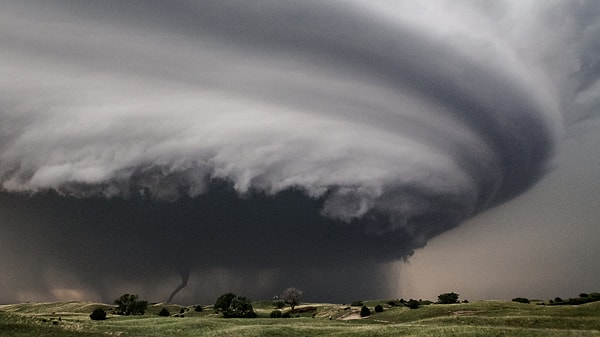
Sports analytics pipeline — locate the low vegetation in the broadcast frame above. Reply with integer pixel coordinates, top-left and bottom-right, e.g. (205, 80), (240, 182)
(0, 301), (600, 337)
(1, 291), (600, 337)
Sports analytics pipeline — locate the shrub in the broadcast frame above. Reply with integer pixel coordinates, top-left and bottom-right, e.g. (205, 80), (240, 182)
(374, 305), (383, 313)
(437, 292), (460, 304)
(407, 299), (420, 309)
(194, 305), (203, 312)
(512, 297), (530, 304)
(351, 301), (364, 307)
(214, 293), (237, 314)
(282, 311), (291, 318)
(158, 308), (170, 317)
(89, 308), (107, 321)
(270, 310), (282, 318)
(359, 306), (370, 317)
(216, 294), (257, 318)
(113, 294), (147, 315)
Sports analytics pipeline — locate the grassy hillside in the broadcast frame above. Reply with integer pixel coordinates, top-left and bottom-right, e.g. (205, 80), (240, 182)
(1, 300), (600, 336)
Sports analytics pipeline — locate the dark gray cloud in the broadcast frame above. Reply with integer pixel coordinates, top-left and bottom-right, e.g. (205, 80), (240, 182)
(0, 1), (598, 303)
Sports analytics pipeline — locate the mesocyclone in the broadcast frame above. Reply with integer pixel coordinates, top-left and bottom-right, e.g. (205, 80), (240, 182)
(0, 0), (577, 302)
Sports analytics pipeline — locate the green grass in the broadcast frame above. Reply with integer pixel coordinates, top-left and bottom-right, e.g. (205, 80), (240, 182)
(1, 300), (599, 337)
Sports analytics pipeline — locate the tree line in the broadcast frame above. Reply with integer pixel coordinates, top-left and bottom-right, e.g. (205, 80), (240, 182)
(90, 289), (600, 320)
(90, 287), (303, 320)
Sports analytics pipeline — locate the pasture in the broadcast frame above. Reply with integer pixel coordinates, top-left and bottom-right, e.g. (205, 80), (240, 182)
(1, 300), (599, 336)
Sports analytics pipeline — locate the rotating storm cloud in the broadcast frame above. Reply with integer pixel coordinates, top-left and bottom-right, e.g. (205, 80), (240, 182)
(1, 1), (599, 303)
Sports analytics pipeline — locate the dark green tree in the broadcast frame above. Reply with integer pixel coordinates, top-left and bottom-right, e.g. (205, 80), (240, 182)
(158, 307), (170, 317)
(359, 305), (371, 317)
(437, 292), (460, 304)
(89, 308), (107, 320)
(114, 294), (148, 315)
(406, 299), (420, 309)
(214, 293), (237, 314)
(226, 296), (256, 318)
(214, 293), (256, 318)
(512, 297), (530, 304)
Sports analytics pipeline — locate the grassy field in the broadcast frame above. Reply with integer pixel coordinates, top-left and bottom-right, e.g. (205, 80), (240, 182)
(1, 300), (600, 336)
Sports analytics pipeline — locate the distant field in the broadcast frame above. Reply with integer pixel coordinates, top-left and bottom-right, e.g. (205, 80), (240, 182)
(1, 300), (600, 337)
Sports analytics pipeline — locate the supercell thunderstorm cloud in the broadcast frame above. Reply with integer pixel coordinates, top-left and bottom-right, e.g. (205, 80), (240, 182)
(1, 1), (599, 304)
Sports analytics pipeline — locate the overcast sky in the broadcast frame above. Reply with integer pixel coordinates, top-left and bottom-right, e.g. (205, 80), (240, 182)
(1, 0), (599, 304)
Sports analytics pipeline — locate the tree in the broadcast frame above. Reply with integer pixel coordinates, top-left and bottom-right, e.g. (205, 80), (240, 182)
(214, 293), (237, 314)
(374, 304), (384, 313)
(226, 296), (256, 318)
(158, 307), (170, 317)
(89, 308), (107, 320)
(359, 305), (371, 317)
(114, 294), (148, 315)
(281, 287), (303, 311)
(214, 293), (256, 318)
(437, 292), (460, 304)
(406, 299), (420, 309)
(512, 297), (530, 304)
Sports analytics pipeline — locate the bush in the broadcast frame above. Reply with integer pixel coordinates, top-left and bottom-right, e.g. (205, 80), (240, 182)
(388, 299), (405, 306)
(437, 292), (460, 304)
(374, 305), (384, 313)
(89, 308), (107, 321)
(512, 297), (530, 304)
(215, 293), (257, 318)
(351, 301), (364, 307)
(214, 293), (237, 314)
(359, 306), (370, 317)
(407, 299), (420, 309)
(113, 294), (147, 315)
(270, 310), (282, 318)
(194, 305), (203, 312)
(158, 308), (170, 317)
